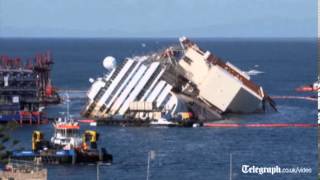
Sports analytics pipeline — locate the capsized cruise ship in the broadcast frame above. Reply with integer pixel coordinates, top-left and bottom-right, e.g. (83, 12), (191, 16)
(82, 37), (276, 122)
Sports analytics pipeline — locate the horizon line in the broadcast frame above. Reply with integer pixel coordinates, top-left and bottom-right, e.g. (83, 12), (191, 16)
(0, 36), (317, 39)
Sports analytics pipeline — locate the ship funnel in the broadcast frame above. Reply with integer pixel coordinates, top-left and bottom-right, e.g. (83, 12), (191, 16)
(103, 56), (117, 70)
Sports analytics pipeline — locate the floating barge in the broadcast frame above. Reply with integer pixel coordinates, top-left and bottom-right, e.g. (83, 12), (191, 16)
(11, 148), (112, 165)
(11, 120), (112, 164)
(82, 37), (276, 124)
(0, 52), (60, 123)
(11, 95), (112, 164)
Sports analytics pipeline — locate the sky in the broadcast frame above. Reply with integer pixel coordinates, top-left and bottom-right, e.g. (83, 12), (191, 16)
(0, 0), (317, 38)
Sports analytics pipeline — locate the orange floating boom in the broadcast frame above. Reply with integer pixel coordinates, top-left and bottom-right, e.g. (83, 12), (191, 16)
(203, 123), (317, 128)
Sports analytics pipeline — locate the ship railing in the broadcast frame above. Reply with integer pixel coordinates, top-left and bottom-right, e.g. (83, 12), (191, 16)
(19, 111), (42, 125)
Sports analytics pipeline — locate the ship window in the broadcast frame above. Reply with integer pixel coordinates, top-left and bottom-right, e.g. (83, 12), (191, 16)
(183, 57), (193, 65)
(99, 104), (107, 112)
(94, 89), (106, 101)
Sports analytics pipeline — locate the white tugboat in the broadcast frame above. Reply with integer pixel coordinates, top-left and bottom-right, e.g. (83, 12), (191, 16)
(51, 93), (82, 149)
(51, 118), (82, 149)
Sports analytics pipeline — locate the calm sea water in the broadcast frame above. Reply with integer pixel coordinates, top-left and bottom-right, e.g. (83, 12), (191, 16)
(0, 38), (317, 180)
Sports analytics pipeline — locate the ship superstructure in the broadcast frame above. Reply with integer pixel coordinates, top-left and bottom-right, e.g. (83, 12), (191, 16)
(82, 37), (276, 122)
(178, 37), (266, 113)
(0, 52), (60, 123)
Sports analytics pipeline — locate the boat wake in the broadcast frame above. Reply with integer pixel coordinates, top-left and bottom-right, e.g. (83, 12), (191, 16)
(244, 69), (264, 76)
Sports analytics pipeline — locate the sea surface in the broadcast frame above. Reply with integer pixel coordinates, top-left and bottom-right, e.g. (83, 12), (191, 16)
(0, 38), (318, 180)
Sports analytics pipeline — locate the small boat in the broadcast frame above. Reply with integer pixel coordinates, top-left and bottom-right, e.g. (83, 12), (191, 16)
(150, 118), (176, 126)
(296, 81), (320, 92)
(244, 69), (264, 76)
(50, 118), (83, 149)
(78, 119), (98, 126)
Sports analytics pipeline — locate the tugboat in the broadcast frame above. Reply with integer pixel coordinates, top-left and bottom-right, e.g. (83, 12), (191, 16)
(50, 93), (83, 149)
(50, 118), (83, 149)
(296, 80), (320, 92)
(10, 94), (112, 164)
